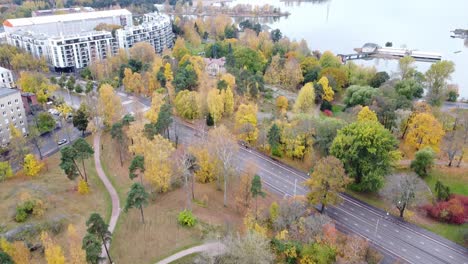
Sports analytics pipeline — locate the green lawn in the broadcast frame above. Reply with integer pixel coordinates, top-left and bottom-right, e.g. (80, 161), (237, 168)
(420, 221), (467, 246)
(425, 168), (468, 195)
(169, 252), (200, 264)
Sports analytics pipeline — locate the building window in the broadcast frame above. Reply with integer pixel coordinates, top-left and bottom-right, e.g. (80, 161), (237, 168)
(19, 120), (23, 125)
(16, 107), (20, 111)
(7, 101), (11, 105)
(2, 111), (5, 116)
(1, 104), (4, 108)
(14, 99), (18, 104)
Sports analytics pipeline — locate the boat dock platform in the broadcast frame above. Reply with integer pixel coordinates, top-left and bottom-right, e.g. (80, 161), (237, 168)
(338, 43), (442, 63)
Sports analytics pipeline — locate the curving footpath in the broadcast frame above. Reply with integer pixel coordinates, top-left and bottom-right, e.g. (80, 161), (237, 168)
(156, 242), (225, 264)
(93, 134), (121, 262)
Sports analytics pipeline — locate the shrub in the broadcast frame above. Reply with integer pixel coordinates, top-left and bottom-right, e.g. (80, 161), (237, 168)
(15, 200), (35, 222)
(323, 109), (333, 117)
(271, 146), (283, 158)
(178, 210), (197, 227)
(78, 179), (90, 195)
(410, 147), (435, 177)
(423, 195), (468, 224)
(320, 100), (332, 111)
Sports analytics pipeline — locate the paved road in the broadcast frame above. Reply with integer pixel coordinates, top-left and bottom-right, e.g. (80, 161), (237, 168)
(93, 134), (120, 261)
(155, 242), (225, 264)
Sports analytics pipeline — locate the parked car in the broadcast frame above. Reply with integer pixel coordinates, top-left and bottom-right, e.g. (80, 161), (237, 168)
(57, 139), (68, 145)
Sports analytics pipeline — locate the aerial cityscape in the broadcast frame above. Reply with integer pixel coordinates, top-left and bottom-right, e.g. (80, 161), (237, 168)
(0, 0), (466, 264)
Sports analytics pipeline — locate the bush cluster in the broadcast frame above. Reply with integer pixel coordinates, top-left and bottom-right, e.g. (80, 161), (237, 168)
(178, 210), (197, 227)
(423, 195), (468, 224)
(15, 199), (46, 223)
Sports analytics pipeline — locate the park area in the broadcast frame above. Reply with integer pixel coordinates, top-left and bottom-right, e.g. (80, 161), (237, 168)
(0, 137), (109, 263)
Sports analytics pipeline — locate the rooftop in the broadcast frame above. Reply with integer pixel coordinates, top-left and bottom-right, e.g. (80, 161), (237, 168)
(0, 88), (19, 98)
(3, 9), (131, 27)
(0, 66), (11, 73)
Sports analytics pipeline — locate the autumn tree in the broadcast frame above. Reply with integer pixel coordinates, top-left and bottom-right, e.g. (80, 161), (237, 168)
(145, 92), (165, 123)
(174, 90), (200, 120)
(207, 88), (225, 125)
(381, 174), (425, 218)
(337, 235), (369, 264)
(208, 125), (238, 207)
(67, 225), (86, 264)
(9, 124), (29, 166)
(410, 147), (435, 178)
(0, 162), (13, 182)
(331, 121), (400, 192)
(111, 122), (126, 166)
(86, 213), (112, 263)
(267, 123), (281, 151)
(293, 82), (315, 113)
(190, 146), (220, 183)
(41, 232), (66, 264)
(23, 154), (43, 177)
(124, 183), (149, 224)
(37, 112), (56, 134)
(18, 72), (56, 103)
(276, 96), (288, 115)
(0, 238), (30, 264)
(425, 60), (455, 106)
(129, 42), (155, 64)
(344, 85), (377, 107)
(251, 174), (266, 219)
(219, 232), (274, 264)
(398, 56), (416, 79)
(405, 112), (444, 152)
(98, 84), (122, 128)
(164, 63), (174, 83)
(319, 51), (342, 68)
(27, 126), (44, 160)
(234, 165), (254, 213)
(173, 37), (190, 61)
(319, 76), (334, 102)
(357, 106), (378, 122)
(235, 104), (258, 144)
(224, 87), (235, 116)
(305, 156), (352, 213)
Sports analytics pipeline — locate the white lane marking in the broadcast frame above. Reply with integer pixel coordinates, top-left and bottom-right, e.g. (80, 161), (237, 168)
(365, 229), (369, 232)
(395, 229), (399, 233)
(416, 256), (421, 259)
(344, 217), (348, 221)
(449, 256), (454, 259)
(389, 241), (394, 245)
(354, 223), (358, 226)
(333, 212), (338, 215)
(407, 235), (412, 239)
(402, 248), (407, 252)
(377, 235), (382, 239)
(371, 218), (375, 221)
(360, 213), (364, 216)
(383, 224), (387, 227)
(420, 241), (424, 245)
(435, 248), (440, 252)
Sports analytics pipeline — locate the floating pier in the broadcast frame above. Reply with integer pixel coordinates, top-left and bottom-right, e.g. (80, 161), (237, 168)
(338, 43), (442, 63)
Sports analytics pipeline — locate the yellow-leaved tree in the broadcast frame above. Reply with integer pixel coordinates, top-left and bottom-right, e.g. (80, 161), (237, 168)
(164, 63), (174, 83)
(174, 90), (200, 120)
(23, 154), (43, 177)
(41, 232), (66, 264)
(276, 96), (289, 115)
(145, 92), (165, 123)
(235, 104), (259, 144)
(207, 89), (225, 124)
(129, 129), (175, 192)
(0, 238), (30, 264)
(405, 112), (445, 152)
(67, 225), (86, 264)
(357, 106), (378, 122)
(172, 37), (189, 61)
(319, 76), (334, 102)
(189, 146), (221, 183)
(224, 87), (235, 116)
(98, 84), (122, 127)
(293, 82), (315, 113)
(221, 73), (236, 88)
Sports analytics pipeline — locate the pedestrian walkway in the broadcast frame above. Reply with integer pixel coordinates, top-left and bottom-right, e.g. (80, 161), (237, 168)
(93, 134), (121, 261)
(156, 242), (225, 264)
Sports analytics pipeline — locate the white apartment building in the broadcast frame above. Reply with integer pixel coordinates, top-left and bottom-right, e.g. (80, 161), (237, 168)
(0, 89), (27, 144)
(3, 9), (132, 37)
(0, 67), (15, 88)
(115, 13), (174, 53)
(5, 10), (174, 71)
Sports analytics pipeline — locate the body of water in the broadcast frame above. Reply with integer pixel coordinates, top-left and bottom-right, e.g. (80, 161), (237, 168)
(229, 0), (468, 99)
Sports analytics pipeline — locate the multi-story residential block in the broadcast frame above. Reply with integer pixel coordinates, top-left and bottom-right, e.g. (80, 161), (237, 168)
(115, 12), (174, 53)
(3, 9), (132, 37)
(0, 67), (15, 88)
(0, 89), (27, 144)
(4, 10), (173, 72)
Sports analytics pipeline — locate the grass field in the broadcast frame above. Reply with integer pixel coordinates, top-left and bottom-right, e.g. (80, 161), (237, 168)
(100, 133), (258, 263)
(0, 137), (109, 262)
(425, 167), (468, 195)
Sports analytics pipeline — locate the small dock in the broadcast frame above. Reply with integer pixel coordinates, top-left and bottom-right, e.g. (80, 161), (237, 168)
(338, 43), (442, 63)
(451, 29), (468, 39)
